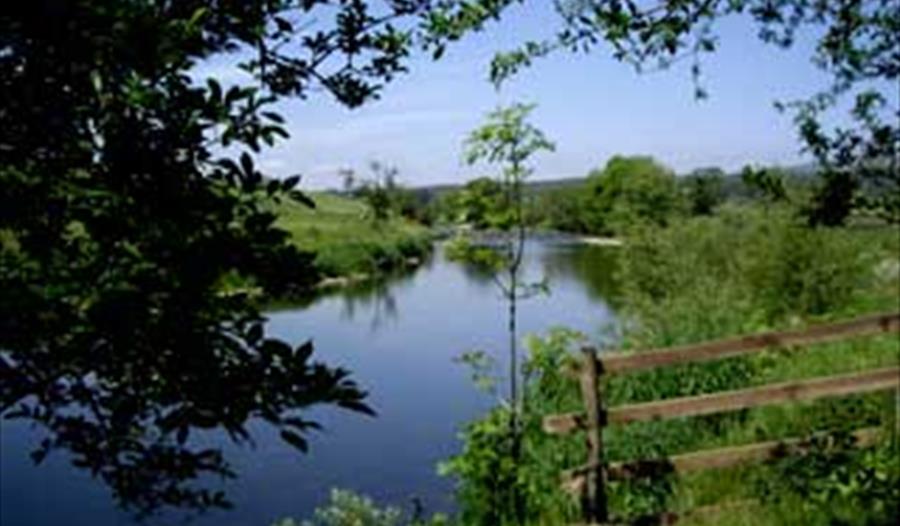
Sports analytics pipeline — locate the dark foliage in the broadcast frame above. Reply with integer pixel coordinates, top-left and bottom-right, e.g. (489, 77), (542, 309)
(0, 0), (484, 516)
(682, 167), (725, 216)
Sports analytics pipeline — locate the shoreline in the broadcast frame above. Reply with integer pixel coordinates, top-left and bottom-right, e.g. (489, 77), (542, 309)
(579, 236), (623, 247)
(437, 227), (624, 247)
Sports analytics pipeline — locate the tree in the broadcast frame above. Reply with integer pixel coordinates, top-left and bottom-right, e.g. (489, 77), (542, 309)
(443, 176), (507, 228)
(459, 103), (554, 524)
(0, 0), (502, 516)
(741, 166), (790, 205)
(343, 161), (424, 225)
(463, 103), (554, 411)
(584, 155), (683, 234)
(804, 169), (859, 227)
(356, 161), (401, 225)
(683, 167), (726, 216)
(483, 0), (900, 223)
(534, 186), (593, 233)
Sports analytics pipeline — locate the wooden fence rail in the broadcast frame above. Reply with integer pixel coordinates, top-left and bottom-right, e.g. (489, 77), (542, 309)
(542, 312), (900, 525)
(563, 427), (883, 487)
(546, 366), (899, 433)
(591, 312), (899, 375)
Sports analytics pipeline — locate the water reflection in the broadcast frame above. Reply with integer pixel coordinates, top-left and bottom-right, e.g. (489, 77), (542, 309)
(539, 241), (621, 305)
(269, 255), (434, 331)
(1, 239), (619, 526)
(455, 255), (499, 288)
(336, 276), (406, 331)
(449, 238), (622, 306)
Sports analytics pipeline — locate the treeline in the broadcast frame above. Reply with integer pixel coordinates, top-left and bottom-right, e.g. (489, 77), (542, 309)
(423, 155), (898, 236)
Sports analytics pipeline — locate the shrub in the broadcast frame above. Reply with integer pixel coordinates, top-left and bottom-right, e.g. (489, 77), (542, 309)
(445, 208), (898, 525)
(752, 430), (900, 526)
(616, 206), (877, 349)
(440, 329), (586, 525)
(682, 168), (726, 216)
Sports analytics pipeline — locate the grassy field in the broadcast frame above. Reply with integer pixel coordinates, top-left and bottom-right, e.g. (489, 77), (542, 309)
(273, 192), (432, 278)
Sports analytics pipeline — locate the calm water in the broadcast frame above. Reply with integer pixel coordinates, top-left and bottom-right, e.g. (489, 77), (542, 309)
(1, 239), (618, 526)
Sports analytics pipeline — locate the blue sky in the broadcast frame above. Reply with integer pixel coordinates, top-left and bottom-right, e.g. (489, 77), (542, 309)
(196, 3), (846, 190)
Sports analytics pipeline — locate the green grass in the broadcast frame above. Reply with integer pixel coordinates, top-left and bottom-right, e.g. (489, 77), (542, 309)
(468, 211), (900, 526)
(598, 216), (900, 525)
(273, 192), (432, 278)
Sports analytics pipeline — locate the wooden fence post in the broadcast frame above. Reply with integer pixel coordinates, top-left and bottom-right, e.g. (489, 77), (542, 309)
(579, 346), (607, 524)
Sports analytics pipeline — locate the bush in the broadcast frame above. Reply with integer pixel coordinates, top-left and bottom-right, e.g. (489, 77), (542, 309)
(616, 206), (878, 349)
(440, 329), (586, 525)
(682, 168), (726, 216)
(444, 207), (899, 525)
(752, 430), (900, 526)
(533, 187), (594, 233)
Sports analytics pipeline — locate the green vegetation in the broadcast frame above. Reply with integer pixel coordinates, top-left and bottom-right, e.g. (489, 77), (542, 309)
(273, 192), (432, 279)
(6, 0), (898, 523)
(272, 489), (450, 526)
(580, 156), (684, 235)
(435, 155), (685, 236)
(442, 205), (900, 525)
(442, 103), (556, 525)
(2, 0), (497, 515)
(435, 155), (896, 241)
(683, 168), (726, 216)
(340, 162), (432, 226)
(431, 177), (507, 228)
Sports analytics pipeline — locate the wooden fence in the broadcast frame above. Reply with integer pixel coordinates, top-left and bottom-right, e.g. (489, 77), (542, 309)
(542, 312), (900, 525)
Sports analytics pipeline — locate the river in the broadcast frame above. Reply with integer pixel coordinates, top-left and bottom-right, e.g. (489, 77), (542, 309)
(0, 239), (619, 526)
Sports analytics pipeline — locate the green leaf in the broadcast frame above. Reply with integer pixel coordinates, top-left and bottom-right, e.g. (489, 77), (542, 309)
(262, 111), (285, 124)
(206, 78), (222, 102)
(273, 17), (292, 34)
(295, 340), (313, 363)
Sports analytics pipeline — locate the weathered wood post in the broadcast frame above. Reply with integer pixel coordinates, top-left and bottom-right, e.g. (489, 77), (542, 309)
(579, 346), (608, 524)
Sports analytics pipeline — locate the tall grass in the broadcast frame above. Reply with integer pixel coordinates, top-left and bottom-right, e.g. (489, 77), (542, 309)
(444, 205), (900, 525)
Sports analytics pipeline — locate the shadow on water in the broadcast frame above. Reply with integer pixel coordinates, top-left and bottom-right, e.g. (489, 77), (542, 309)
(539, 241), (622, 306)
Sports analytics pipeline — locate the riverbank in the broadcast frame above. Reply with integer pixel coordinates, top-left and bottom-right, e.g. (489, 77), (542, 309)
(445, 208), (900, 526)
(580, 235), (623, 247)
(275, 192), (433, 279)
(434, 226), (623, 247)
